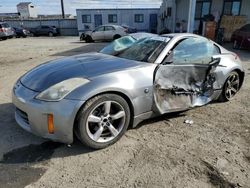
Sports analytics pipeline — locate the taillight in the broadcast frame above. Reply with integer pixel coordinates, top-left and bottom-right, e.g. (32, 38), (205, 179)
(0, 28), (3, 32)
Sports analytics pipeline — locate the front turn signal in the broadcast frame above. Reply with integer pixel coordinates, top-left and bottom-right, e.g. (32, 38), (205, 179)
(47, 114), (55, 134)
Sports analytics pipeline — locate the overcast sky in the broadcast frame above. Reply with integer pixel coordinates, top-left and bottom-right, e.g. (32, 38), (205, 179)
(0, 0), (162, 15)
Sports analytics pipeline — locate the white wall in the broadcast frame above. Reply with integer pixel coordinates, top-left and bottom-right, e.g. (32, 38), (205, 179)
(241, 0), (250, 22)
(175, 0), (189, 31)
(28, 4), (37, 18)
(76, 9), (159, 32)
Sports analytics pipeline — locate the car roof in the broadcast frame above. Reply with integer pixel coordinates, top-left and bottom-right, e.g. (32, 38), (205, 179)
(100, 24), (122, 28)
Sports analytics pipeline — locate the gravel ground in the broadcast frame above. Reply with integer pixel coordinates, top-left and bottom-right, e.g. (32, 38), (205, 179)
(0, 37), (249, 188)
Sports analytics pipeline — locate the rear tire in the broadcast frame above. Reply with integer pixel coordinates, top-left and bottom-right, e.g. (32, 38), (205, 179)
(48, 32), (54, 37)
(113, 34), (121, 40)
(233, 40), (240, 49)
(218, 71), (240, 102)
(76, 94), (130, 149)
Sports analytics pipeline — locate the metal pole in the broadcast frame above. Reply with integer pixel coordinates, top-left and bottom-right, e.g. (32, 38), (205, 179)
(61, 0), (65, 19)
(172, 0), (176, 32)
(187, 0), (196, 33)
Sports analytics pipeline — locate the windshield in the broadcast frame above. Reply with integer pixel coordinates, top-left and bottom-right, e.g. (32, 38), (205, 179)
(100, 36), (136, 56)
(100, 36), (170, 63)
(117, 37), (169, 63)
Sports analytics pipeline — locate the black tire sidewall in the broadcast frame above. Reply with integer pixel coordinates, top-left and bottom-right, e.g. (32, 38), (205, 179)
(77, 94), (131, 149)
(113, 34), (121, 40)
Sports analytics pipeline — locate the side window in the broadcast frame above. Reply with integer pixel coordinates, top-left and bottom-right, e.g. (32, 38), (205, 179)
(134, 14), (144, 23)
(105, 26), (115, 31)
(108, 14), (117, 23)
(82, 15), (91, 23)
(95, 26), (104, 32)
(170, 37), (214, 65)
(213, 44), (221, 55)
(241, 24), (250, 32)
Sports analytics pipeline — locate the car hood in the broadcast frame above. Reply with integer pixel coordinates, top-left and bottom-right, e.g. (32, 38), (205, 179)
(20, 52), (146, 92)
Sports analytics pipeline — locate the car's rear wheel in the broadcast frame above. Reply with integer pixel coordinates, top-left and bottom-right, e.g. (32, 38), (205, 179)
(233, 40), (240, 49)
(113, 34), (121, 40)
(76, 94), (130, 149)
(48, 32), (54, 37)
(218, 71), (240, 102)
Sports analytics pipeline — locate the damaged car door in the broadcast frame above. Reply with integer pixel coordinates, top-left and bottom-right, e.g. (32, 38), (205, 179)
(154, 37), (220, 114)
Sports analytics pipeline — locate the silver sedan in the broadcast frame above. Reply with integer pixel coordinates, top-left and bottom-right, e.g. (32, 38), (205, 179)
(12, 33), (245, 149)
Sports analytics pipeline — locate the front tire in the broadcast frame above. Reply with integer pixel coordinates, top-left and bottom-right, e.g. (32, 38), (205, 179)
(85, 35), (93, 43)
(218, 71), (240, 102)
(76, 94), (131, 149)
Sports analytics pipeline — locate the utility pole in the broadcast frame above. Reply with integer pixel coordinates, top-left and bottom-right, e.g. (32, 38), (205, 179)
(61, 0), (65, 19)
(187, 0), (196, 33)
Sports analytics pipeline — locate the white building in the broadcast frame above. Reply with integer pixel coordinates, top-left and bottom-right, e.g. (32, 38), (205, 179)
(17, 2), (37, 19)
(76, 8), (159, 33)
(158, 0), (250, 33)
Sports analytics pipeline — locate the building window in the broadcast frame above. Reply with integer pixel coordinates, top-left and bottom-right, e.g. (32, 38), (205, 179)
(82, 15), (91, 23)
(108, 14), (117, 23)
(195, 0), (211, 20)
(223, 0), (241, 15)
(135, 14), (144, 23)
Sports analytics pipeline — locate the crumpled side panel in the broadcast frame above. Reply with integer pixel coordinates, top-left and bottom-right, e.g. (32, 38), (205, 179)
(154, 65), (216, 114)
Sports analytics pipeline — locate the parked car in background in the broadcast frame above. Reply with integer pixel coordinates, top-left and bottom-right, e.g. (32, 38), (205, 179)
(13, 33), (244, 149)
(0, 22), (15, 40)
(231, 24), (250, 50)
(13, 27), (30, 38)
(121, 24), (137, 33)
(80, 25), (127, 42)
(29, 25), (59, 37)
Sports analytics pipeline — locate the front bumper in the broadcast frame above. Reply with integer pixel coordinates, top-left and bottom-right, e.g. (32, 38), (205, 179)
(12, 81), (85, 144)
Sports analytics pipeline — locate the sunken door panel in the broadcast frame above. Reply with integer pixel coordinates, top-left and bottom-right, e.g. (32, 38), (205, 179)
(153, 63), (218, 114)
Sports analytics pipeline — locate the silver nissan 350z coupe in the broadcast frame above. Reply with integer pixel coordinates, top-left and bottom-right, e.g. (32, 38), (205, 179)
(12, 33), (245, 149)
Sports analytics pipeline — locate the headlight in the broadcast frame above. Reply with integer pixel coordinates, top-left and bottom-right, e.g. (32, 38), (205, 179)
(36, 78), (89, 101)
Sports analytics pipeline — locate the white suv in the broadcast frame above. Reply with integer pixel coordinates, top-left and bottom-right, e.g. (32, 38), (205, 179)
(80, 25), (127, 42)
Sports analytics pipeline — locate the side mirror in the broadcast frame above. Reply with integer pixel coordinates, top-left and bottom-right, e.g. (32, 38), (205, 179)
(210, 56), (221, 66)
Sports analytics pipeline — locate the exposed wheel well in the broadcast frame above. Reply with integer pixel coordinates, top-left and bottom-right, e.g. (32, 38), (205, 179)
(73, 91), (134, 140)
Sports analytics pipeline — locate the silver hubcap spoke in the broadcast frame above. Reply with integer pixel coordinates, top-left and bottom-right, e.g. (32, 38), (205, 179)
(88, 115), (101, 123)
(111, 111), (125, 120)
(86, 100), (126, 143)
(107, 123), (119, 137)
(104, 101), (111, 114)
(93, 126), (104, 141)
(225, 74), (239, 99)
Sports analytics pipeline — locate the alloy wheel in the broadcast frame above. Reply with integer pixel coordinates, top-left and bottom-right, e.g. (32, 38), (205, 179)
(86, 101), (126, 143)
(225, 73), (240, 100)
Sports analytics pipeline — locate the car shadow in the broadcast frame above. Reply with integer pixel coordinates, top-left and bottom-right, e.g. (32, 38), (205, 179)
(0, 103), (94, 165)
(51, 43), (108, 57)
(133, 111), (187, 130)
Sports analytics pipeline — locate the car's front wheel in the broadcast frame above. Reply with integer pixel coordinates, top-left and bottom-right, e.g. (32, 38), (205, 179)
(76, 94), (131, 149)
(85, 35), (93, 43)
(218, 71), (240, 102)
